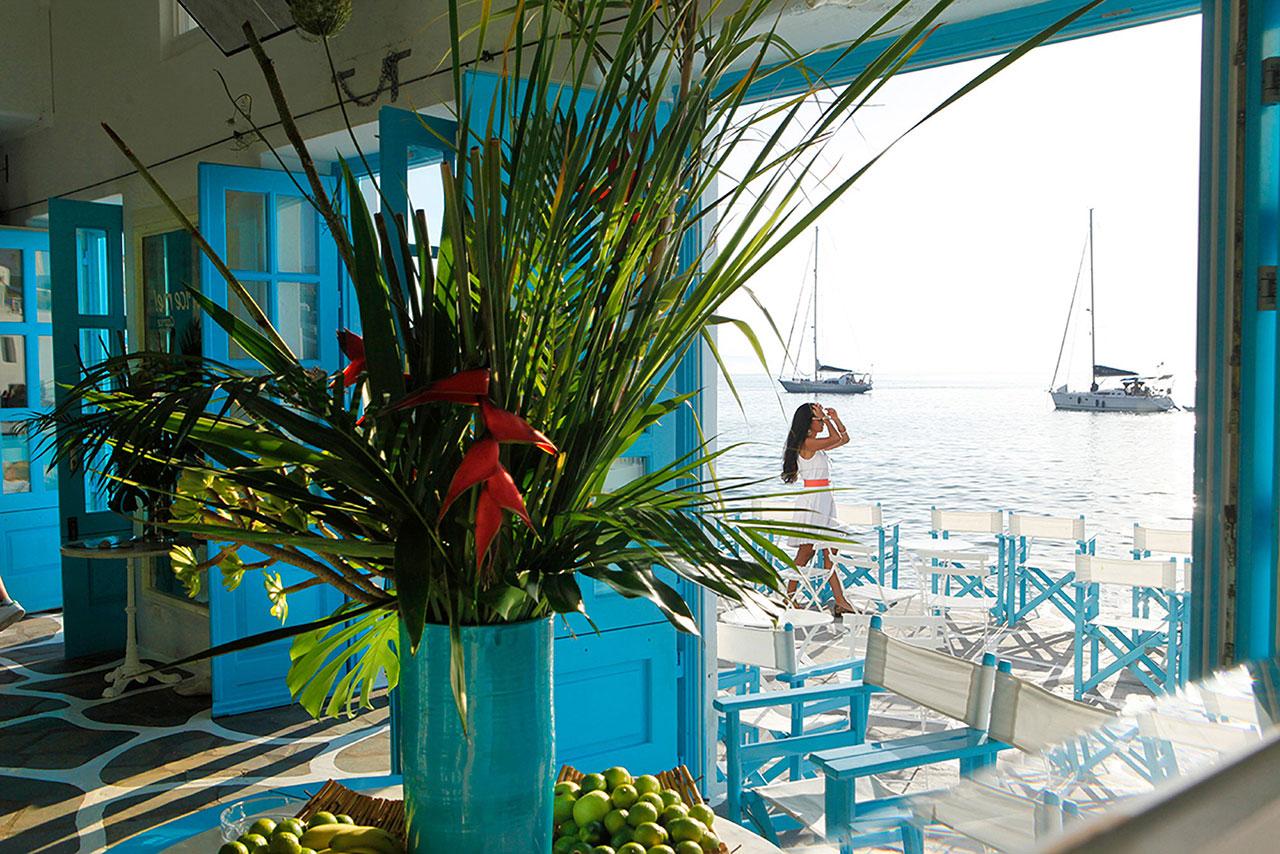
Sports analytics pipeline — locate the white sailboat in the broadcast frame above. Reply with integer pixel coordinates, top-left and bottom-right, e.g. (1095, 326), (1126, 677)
(1050, 210), (1175, 413)
(777, 227), (873, 395)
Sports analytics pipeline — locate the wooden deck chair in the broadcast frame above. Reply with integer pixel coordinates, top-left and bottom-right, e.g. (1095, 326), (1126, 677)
(1136, 709), (1263, 781)
(807, 621), (1006, 853)
(835, 503), (901, 587)
(1002, 512), (1093, 626)
(1073, 555), (1190, 699)
(898, 667), (1115, 851)
(715, 618), (861, 789)
(1130, 525), (1193, 677)
(927, 508), (1006, 609)
(915, 549), (999, 652)
(912, 782), (1082, 852)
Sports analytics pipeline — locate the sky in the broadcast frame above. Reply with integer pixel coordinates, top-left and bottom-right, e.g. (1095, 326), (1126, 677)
(714, 14), (1203, 391)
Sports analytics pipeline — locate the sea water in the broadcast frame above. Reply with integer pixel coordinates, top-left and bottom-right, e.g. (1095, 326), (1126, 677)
(714, 373), (1193, 553)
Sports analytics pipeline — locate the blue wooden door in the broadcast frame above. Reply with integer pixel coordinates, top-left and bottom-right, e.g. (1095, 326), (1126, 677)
(198, 163), (346, 715)
(0, 226), (60, 613)
(48, 199), (130, 657)
(382, 82), (687, 772)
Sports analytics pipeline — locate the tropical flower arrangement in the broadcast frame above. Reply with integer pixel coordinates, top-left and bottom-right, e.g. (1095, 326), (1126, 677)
(38, 0), (1093, 724)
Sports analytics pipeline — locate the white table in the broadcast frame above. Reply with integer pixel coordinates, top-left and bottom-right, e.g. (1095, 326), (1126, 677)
(61, 538), (182, 698)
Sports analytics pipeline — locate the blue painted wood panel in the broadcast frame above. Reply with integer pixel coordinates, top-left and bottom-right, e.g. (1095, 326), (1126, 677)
(198, 162), (346, 716)
(0, 226), (60, 612)
(49, 199), (130, 657)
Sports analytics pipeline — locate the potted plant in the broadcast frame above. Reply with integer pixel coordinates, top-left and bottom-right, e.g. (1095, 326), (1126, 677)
(39, 0), (1096, 849)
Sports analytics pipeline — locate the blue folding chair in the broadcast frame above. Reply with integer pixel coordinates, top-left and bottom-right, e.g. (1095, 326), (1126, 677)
(926, 508), (1006, 610)
(835, 503), (900, 587)
(1001, 512), (1094, 626)
(1073, 555), (1189, 699)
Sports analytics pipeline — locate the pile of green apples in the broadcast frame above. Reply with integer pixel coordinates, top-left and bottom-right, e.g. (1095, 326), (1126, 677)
(218, 812), (401, 854)
(552, 767), (720, 854)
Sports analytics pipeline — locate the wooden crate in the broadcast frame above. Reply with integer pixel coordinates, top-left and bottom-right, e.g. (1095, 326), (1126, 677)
(294, 780), (406, 841)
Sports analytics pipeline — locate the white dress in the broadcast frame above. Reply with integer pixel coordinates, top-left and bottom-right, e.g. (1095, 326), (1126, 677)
(787, 450), (841, 548)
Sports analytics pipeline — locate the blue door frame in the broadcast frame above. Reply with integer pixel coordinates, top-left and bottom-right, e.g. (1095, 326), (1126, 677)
(0, 226), (60, 613)
(198, 162), (346, 715)
(48, 199), (130, 658)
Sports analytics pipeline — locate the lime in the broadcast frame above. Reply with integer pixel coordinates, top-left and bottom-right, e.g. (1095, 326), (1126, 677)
(247, 818), (277, 838)
(603, 766), (632, 789)
(632, 822), (668, 848)
(569, 843), (594, 854)
(573, 790), (613, 827)
(610, 783), (638, 809)
(299, 849), (316, 854)
(267, 831), (302, 854)
(559, 820), (581, 838)
(617, 844), (647, 854)
(610, 827), (635, 848)
(238, 833), (269, 854)
(697, 832), (721, 852)
(640, 792), (665, 809)
(633, 775), (661, 796)
(648, 846), (676, 854)
(580, 773), (609, 794)
(555, 781), (582, 797)
(554, 837), (579, 854)
(579, 820), (607, 845)
(307, 811), (337, 829)
(659, 790), (682, 808)
(275, 819), (306, 839)
(555, 793), (578, 824)
(659, 804), (688, 825)
(604, 809), (630, 834)
(334, 814), (355, 825)
(675, 843), (702, 854)
(687, 805), (714, 828)
(218, 843), (249, 854)
(591, 847), (617, 854)
(668, 817), (707, 844)
(627, 802), (659, 827)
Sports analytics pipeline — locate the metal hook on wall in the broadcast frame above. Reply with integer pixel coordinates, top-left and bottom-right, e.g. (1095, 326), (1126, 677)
(335, 49), (413, 107)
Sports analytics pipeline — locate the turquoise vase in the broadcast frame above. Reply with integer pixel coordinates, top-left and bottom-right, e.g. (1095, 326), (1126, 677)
(398, 617), (555, 852)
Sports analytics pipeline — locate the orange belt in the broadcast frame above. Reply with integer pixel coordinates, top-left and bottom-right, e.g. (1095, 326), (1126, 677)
(803, 479), (830, 487)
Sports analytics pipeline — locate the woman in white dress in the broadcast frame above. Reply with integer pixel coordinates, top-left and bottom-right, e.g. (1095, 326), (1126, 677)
(781, 402), (854, 613)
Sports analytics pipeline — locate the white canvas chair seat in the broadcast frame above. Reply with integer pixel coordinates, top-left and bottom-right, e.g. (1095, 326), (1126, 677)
(751, 775), (886, 839)
(919, 784), (1042, 852)
(1091, 613), (1169, 633)
(843, 585), (917, 610)
(928, 593), (999, 612)
(743, 705), (847, 735)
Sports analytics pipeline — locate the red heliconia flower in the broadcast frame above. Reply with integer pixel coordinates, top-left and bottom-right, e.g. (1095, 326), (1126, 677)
(480, 400), (557, 455)
(337, 330), (366, 386)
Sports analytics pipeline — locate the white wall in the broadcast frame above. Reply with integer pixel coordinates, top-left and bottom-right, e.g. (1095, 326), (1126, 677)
(0, 1), (54, 138)
(0, 0), (491, 223)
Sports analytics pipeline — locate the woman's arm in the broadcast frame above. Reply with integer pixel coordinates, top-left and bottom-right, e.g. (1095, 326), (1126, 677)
(824, 408), (850, 449)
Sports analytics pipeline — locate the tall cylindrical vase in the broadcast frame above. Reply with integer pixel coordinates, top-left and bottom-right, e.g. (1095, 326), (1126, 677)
(398, 617), (554, 852)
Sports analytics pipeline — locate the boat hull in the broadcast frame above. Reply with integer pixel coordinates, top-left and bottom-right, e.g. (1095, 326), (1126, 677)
(1051, 390), (1175, 412)
(779, 378), (872, 394)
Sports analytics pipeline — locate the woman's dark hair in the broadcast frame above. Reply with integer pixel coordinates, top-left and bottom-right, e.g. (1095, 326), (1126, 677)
(781, 403), (814, 484)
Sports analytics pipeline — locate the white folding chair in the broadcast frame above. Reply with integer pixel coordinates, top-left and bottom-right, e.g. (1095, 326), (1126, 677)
(1003, 512), (1092, 626)
(1073, 554), (1189, 699)
(926, 507), (1005, 602)
(915, 549), (999, 653)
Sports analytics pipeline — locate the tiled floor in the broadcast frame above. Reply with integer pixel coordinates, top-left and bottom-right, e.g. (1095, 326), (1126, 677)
(0, 614), (389, 852)
(1, 606), (1149, 853)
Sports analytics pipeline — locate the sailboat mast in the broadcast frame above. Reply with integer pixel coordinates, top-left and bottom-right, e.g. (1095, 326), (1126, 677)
(813, 227), (820, 378)
(1089, 208), (1096, 388)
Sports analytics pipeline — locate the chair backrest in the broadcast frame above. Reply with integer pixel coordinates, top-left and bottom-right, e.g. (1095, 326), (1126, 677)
(988, 670), (1115, 753)
(916, 549), (989, 577)
(716, 619), (798, 674)
(931, 507), (1004, 535)
(1075, 554), (1177, 590)
(1136, 711), (1261, 755)
(837, 502), (883, 528)
(1134, 524), (1193, 556)
(1009, 513), (1086, 541)
(865, 625), (996, 729)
